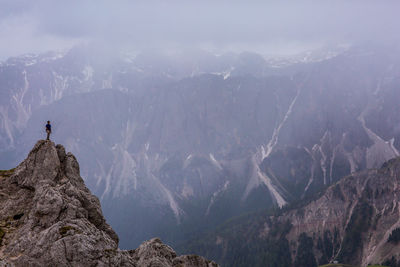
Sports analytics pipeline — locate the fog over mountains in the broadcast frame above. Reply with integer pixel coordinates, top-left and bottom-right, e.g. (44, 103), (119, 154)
(1, 1), (399, 60)
(1, 44), (400, 262)
(1, 2), (400, 266)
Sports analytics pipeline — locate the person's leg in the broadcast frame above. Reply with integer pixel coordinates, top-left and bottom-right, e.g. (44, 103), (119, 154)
(46, 130), (50, 140)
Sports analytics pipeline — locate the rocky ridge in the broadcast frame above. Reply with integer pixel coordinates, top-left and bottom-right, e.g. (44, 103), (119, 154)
(184, 157), (400, 266)
(262, 156), (400, 266)
(0, 140), (218, 267)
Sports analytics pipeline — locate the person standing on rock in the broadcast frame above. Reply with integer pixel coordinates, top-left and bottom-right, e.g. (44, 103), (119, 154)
(45, 121), (51, 140)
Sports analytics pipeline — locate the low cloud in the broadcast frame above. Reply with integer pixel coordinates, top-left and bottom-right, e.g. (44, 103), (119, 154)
(0, 0), (399, 60)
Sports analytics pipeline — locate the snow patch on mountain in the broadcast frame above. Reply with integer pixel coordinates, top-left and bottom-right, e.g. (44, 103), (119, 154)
(262, 88), (301, 161)
(152, 172), (183, 221)
(257, 169), (286, 208)
(211, 67), (234, 80)
(0, 107), (14, 147)
(113, 149), (138, 196)
(243, 154), (287, 208)
(390, 138), (400, 156)
(319, 131), (330, 185)
(359, 107), (399, 168)
(99, 145), (138, 199)
(183, 154), (193, 169)
(13, 70), (31, 129)
(209, 153), (223, 170)
(206, 181), (230, 215)
(303, 147), (316, 194)
(82, 65), (94, 81)
(51, 71), (69, 102)
(263, 44), (350, 68)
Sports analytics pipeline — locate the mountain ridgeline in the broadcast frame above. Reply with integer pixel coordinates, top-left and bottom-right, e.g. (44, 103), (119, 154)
(1, 45), (400, 265)
(0, 140), (218, 267)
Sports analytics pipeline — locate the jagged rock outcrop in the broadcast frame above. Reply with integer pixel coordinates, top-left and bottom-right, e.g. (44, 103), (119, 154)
(0, 140), (218, 267)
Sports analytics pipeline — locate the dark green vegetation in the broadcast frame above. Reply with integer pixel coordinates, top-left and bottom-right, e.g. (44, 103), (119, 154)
(59, 225), (81, 237)
(319, 264), (357, 267)
(319, 264), (388, 267)
(382, 256), (400, 267)
(316, 228), (341, 265)
(178, 163), (394, 267)
(0, 168), (15, 177)
(178, 182), (366, 267)
(0, 211), (26, 246)
(294, 233), (317, 267)
(179, 206), (343, 267)
(337, 200), (373, 264)
(178, 211), (292, 267)
(388, 228), (400, 244)
(0, 227), (5, 245)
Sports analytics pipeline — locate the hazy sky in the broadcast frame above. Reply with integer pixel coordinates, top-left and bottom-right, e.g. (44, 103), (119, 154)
(0, 0), (399, 60)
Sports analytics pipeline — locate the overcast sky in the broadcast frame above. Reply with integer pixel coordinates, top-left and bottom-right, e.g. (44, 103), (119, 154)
(0, 0), (399, 60)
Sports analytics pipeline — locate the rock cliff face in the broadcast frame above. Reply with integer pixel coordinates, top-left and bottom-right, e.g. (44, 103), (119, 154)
(183, 157), (400, 267)
(262, 156), (400, 266)
(0, 140), (218, 267)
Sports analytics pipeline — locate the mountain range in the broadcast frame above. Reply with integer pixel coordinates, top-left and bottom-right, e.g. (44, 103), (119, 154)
(1, 44), (400, 265)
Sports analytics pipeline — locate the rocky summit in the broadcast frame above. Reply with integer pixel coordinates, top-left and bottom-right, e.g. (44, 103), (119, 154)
(0, 140), (218, 267)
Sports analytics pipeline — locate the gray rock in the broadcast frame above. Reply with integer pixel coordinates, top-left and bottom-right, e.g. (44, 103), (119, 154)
(0, 140), (218, 267)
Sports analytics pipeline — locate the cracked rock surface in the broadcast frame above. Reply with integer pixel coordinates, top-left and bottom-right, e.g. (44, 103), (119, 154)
(0, 140), (218, 267)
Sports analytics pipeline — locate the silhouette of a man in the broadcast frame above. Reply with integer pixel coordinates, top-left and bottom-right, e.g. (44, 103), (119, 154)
(45, 121), (51, 140)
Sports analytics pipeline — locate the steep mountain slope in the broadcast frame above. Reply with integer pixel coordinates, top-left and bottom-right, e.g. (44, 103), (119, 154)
(0, 140), (217, 267)
(1, 45), (400, 250)
(183, 157), (400, 267)
(273, 156), (400, 266)
(8, 76), (298, 247)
